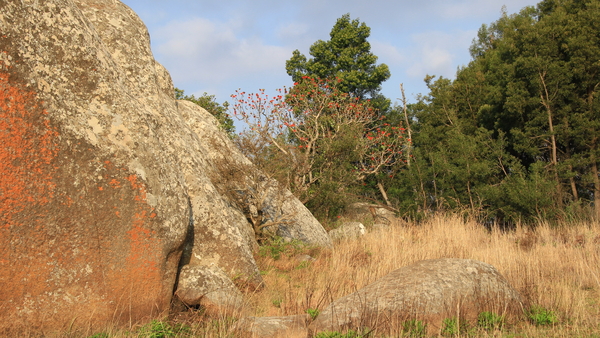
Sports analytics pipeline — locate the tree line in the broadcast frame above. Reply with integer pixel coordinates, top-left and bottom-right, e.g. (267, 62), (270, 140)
(179, 0), (600, 226)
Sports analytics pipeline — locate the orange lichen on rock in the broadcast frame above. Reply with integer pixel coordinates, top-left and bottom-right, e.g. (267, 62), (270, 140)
(0, 68), (59, 327)
(0, 70), (58, 228)
(125, 174), (161, 276)
(0, 66), (168, 328)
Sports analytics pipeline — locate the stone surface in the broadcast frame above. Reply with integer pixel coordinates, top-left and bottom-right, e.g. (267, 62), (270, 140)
(346, 202), (396, 225)
(231, 314), (309, 338)
(329, 222), (366, 241)
(310, 258), (523, 335)
(175, 264), (243, 309)
(295, 254), (316, 263)
(0, 0), (329, 331)
(178, 100), (332, 249)
(371, 223), (390, 232)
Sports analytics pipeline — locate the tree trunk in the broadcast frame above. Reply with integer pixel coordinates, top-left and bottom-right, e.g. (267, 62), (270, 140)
(592, 159), (600, 221)
(569, 177), (578, 201)
(539, 71), (563, 206)
(377, 181), (392, 207)
(400, 84), (412, 167)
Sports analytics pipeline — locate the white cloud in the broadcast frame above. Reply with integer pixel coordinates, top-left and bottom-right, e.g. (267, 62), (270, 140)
(371, 40), (406, 67)
(276, 22), (310, 42)
(407, 46), (454, 79)
(429, 0), (536, 21)
(153, 17), (291, 86)
(404, 30), (476, 80)
(121, 0), (542, 104)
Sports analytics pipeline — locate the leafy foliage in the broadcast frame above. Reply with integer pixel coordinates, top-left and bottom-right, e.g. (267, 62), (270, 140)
(402, 319), (427, 337)
(258, 236), (308, 260)
(314, 330), (367, 338)
(441, 317), (471, 337)
(477, 311), (505, 331)
(306, 308), (320, 320)
(136, 320), (190, 338)
(390, 0), (600, 224)
(527, 306), (558, 326)
(286, 14), (390, 103)
(86, 333), (109, 338)
(232, 77), (408, 222)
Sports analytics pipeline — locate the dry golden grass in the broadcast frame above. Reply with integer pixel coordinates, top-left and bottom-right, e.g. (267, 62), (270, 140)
(9, 214), (600, 337)
(244, 214), (600, 337)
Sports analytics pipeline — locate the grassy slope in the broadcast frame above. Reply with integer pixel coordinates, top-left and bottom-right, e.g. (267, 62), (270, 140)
(16, 215), (600, 337)
(248, 215), (600, 337)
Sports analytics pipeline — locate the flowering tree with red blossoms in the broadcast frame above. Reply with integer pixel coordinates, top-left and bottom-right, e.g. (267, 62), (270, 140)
(231, 77), (410, 213)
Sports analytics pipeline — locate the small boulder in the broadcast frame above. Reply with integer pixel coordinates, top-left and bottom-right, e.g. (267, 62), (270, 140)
(346, 202), (396, 224)
(310, 258), (522, 335)
(231, 314), (309, 338)
(295, 254), (316, 263)
(328, 222), (366, 241)
(371, 223), (390, 232)
(175, 264), (243, 310)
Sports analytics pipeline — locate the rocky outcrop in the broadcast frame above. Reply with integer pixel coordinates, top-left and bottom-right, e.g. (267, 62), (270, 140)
(310, 258), (523, 335)
(346, 202), (396, 225)
(178, 100), (332, 248)
(0, 0), (329, 331)
(329, 222), (366, 241)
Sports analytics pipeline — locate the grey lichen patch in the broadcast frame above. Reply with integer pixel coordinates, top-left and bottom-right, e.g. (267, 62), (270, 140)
(86, 116), (103, 145)
(103, 114), (133, 148)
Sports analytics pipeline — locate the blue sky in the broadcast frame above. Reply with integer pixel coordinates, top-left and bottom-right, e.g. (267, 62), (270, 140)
(120, 0), (540, 108)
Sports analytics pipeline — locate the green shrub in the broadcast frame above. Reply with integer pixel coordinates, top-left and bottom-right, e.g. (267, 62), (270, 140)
(306, 308), (320, 320)
(314, 330), (364, 338)
(477, 311), (505, 331)
(87, 333), (109, 338)
(136, 320), (190, 338)
(258, 236), (306, 260)
(402, 319), (427, 337)
(441, 317), (471, 336)
(527, 306), (558, 326)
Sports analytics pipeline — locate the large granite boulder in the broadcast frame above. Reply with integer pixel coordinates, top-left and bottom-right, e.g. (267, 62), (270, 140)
(310, 258), (523, 335)
(0, 0), (329, 332)
(177, 100), (332, 248)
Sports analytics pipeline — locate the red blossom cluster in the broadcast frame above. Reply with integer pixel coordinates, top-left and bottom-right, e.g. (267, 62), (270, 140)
(231, 77), (411, 191)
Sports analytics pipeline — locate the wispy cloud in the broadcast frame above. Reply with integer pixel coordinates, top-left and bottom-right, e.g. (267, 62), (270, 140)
(404, 30), (476, 80)
(123, 0), (541, 103)
(153, 17), (291, 88)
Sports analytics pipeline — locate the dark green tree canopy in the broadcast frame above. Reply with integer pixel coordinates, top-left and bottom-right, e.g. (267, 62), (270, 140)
(285, 14), (390, 100)
(396, 0), (600, 223)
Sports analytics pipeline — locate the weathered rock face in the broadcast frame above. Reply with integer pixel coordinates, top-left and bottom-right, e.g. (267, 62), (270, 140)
(346, 202), (396, 225)
(310, 258), (523, 335)
(0, 0), (329, 331)
(329, 222), (366, 241)
(178, 100), (332, 249)
(175, 264), (243, 310)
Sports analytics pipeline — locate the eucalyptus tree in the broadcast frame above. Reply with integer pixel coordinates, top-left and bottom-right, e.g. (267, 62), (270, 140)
(470, 0), (600, 215)
(285, 13), (391, 111)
